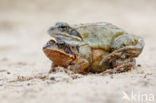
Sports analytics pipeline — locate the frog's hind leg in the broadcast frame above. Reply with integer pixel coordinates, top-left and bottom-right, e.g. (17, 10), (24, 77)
(102, 58), (136, 75)
(100, 34), (144, 67)
(111, 58), (136, 73)
(111, 34), (144, 58)
(100, 34), (144, 75)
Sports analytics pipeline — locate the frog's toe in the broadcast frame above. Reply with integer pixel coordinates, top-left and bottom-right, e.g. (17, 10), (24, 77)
(111, 58), (136, 72)
(101, 58), (136, 75)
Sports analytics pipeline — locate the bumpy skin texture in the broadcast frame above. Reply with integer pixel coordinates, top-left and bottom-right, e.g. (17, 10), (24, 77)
(43, 22), (144, 73)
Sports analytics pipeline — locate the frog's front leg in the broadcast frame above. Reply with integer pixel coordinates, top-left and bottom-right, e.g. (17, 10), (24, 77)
(68, 58), (89, 73)
(49, 63), (58, 73)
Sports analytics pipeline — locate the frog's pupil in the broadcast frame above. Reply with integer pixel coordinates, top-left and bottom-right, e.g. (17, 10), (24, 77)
(57, 42), (65, 46)
(60, 25), (66, 28)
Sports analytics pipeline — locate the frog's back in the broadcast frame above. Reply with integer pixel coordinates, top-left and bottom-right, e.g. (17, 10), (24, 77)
(75, 22), (127, 51)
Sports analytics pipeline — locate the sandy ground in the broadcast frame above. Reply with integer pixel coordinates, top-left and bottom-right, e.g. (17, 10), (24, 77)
(0, 0), (156, 103)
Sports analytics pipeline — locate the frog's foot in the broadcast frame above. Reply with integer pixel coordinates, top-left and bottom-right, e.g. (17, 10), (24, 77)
(102, 58), (136, 75)
(49, 64), (70, 74)
(111, 58), (136, 72)
(68, 58), (89, 73)
(49, 64), (59, 73)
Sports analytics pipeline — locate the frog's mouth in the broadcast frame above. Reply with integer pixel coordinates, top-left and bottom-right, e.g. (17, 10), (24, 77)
(43, 40), (78, 67)
(51, 33), (81, 41)
(50, 33), (86, 46)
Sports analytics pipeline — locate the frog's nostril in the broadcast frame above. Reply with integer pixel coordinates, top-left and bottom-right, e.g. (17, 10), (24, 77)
(48, 27), (55, 32)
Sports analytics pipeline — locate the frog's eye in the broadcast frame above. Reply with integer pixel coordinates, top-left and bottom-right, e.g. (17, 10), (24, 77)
(55, 22), (69, 32)
(48, 39), (55, 45)
(60, 24), (66, 28)
(58, 24), (69, 32)
(56, 42), (65, 48)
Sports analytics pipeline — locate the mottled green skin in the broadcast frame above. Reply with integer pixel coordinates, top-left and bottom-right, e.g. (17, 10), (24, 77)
(48, 22), (144, 73)
(72, 22), (126, 51)
(49, 22), (127, 51)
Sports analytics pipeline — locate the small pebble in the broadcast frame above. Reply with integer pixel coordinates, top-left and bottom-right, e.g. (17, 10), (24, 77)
(50, 77), (55, 81)
(137, 64), (141, 67)
(110, 75), (114, 79)
(7, 72), (11, 74)
(27, 83), (31, 86)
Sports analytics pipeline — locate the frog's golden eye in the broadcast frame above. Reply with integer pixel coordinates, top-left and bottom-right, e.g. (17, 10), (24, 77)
(48, 39), (55, 45)
(60, 24), (66, 28)
(58, 24), (69, 32)
(55, 22), (69, 32)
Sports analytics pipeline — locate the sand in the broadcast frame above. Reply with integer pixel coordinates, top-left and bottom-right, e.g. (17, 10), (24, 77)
(0, 0), (156, 103)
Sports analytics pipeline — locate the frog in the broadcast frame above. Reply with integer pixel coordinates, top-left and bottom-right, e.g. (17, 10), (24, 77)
(43, 22), (144, 73)
(43, 39), (89, 73)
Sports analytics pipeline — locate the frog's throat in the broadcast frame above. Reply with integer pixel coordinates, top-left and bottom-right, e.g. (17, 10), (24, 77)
(43, 48), (76, 60)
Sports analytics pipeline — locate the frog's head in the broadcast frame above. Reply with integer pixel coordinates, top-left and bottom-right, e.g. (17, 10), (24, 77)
(48, 22), (83, 46)
(43, 39), (78, 67)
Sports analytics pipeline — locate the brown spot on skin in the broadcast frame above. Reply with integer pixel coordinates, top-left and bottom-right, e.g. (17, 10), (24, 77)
(92, 49), (105, 63)
(91, 48), (110, 72)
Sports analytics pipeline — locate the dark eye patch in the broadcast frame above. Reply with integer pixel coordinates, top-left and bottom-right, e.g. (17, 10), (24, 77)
(56, 42), (65, 48)
(59, 24), (66, 28)
(69, 29), (82, 39)
(58, 24), (69, 32)
(56, 42), (65, 46)
(64, 46), (76, 58)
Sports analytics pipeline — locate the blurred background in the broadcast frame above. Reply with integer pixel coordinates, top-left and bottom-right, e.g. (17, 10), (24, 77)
(0, 0), (156, 103)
